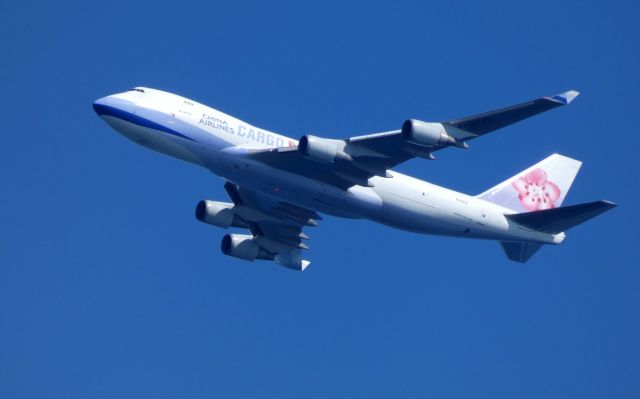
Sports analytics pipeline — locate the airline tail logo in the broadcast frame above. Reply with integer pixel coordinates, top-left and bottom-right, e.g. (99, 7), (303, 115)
(477, 154), (581, 212)
(512, 168), (561, 211)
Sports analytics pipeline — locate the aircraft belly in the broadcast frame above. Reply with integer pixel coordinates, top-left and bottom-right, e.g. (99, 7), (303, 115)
(210, 154), (382, 218)
(205, 152), (559, 244)
(369, 174), (505, 238)
(369, 192), (462, 235)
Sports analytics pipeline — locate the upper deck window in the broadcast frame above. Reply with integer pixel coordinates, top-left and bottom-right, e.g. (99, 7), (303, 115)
(128, 88), (145, 93)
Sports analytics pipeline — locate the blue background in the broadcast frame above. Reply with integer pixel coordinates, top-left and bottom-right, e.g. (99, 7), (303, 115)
(1, 1), (638, 398)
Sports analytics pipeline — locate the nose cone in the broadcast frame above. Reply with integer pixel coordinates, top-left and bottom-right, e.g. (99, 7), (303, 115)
(93, 96), (111, 116)
(93, 93), (143, 143)
(93, 94), (135, 118)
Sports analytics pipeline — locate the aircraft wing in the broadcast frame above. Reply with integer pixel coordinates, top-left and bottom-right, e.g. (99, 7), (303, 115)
(247, 90), (579, 189)
(223, 181), (319, 270)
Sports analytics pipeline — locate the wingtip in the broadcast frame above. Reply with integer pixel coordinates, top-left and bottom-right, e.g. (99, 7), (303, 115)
(563, 90), (580, 104)
(547, 90), (580, 105)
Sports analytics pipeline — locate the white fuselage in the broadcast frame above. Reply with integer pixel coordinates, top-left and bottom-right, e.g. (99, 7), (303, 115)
(94, 87), (563, 245)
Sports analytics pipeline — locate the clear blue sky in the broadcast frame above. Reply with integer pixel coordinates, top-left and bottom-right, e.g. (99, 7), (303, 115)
(1, 1), (638, 398)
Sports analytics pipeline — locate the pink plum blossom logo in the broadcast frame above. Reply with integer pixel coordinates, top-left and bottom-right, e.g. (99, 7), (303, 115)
(512, 168), (561, 211)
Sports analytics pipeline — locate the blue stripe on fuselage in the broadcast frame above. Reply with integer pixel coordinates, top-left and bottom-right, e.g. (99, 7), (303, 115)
(93, 103), (197, 142)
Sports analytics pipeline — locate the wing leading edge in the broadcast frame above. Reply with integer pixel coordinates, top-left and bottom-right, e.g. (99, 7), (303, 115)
(246, 90), (580, 190)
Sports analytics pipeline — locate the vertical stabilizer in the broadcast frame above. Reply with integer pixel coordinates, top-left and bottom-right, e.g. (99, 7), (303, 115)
(478, 154), (582, 212)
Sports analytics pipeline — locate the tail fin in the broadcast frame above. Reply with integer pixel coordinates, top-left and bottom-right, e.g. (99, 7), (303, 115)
(477, 154), (582, 212)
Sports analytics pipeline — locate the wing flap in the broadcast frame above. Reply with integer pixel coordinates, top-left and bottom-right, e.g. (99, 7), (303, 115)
(223, 181), (318, 269)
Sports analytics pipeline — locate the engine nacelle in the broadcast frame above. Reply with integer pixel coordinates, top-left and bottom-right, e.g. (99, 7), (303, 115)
(401, 119), (458, 147)
(298, 135), (351, 163)
(195, 200), (249, 228)
(221, 234), (275, 261)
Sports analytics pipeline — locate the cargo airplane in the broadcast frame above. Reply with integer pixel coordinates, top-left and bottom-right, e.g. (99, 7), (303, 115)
(93, 88), (615, 270)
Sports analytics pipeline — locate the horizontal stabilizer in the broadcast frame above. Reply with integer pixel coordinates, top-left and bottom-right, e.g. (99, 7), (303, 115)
(500, 241), (543, 263)
(506, 200), (617, 234)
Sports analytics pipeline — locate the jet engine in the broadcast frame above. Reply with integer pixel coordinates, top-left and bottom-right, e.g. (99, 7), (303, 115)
(195, 200), (249, 228)
(298, 135), (351, 163)
(401, 119), (460, 147)
(221, 234), (275, 261)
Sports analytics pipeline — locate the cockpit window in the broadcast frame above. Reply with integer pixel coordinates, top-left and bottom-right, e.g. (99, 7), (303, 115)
(128, 88), (145, 93)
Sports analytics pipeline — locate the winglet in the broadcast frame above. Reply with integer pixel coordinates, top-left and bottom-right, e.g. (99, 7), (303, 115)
(546, 90), (580, 105)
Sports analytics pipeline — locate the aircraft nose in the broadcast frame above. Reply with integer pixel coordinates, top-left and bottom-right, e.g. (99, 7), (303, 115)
(93, 96), (111, 116)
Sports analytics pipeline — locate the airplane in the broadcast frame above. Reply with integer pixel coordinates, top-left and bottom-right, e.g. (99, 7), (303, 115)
(93, 87), (616, 271)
